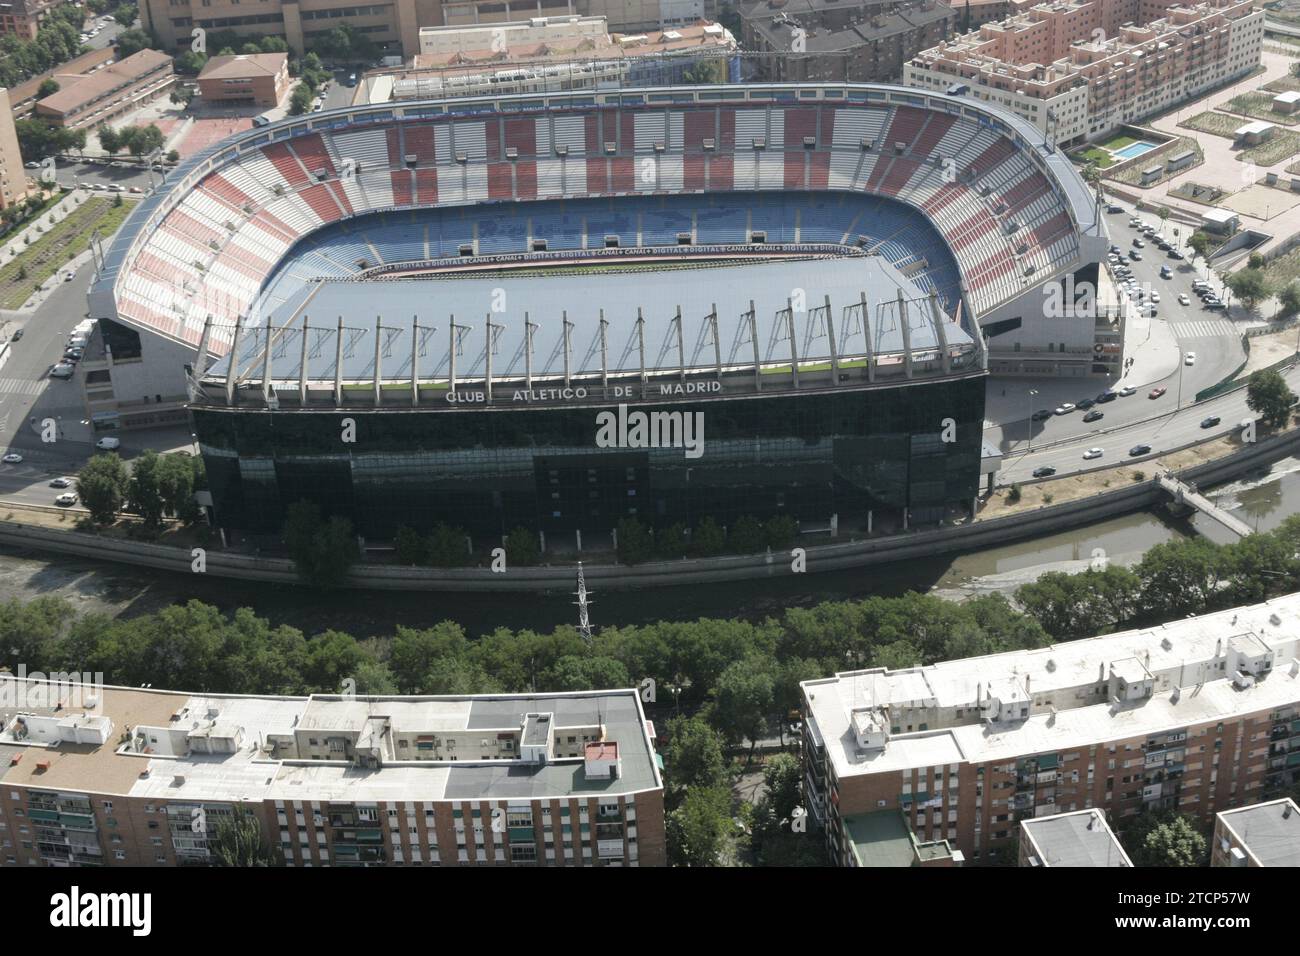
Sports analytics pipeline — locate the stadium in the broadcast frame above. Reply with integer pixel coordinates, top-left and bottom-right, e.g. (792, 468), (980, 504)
(86, 83), (1107, 543)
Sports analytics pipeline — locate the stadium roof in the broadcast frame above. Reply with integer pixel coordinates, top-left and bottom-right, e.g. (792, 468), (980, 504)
(205, 255), (972, 385)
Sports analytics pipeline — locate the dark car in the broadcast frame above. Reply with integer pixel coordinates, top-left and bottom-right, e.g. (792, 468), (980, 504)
(1200, 416), (1221, 429)
(1095, 391), (1117, 404)
(1032, 466), (1057, 478)
(1077, 398), (1096, 410)
(1129, 444), (1152, 457)
(1031, 409), (1053, 422)
(1083, 410), (1104, 423)
(10, 329), (21, 341)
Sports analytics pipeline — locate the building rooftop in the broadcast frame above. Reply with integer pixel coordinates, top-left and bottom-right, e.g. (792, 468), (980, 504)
(742, 0), (954, 54)
(0, 680), (661, 802)
(36, 48), (171, 116)
(844, 809), (961, 865)
(198, 52), (288, 81)
(1021, 808), (1132, 866)
(1217, 798), (1300, 867)
(803, 593), (1300, 779)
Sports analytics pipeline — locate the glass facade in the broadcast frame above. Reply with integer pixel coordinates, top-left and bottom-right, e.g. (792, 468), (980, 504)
(192, 375), (985, 538)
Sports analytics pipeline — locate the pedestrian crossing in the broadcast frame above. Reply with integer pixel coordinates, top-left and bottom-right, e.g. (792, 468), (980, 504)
(0, 378), (47, 397)
(1171, 318), (1236, 341)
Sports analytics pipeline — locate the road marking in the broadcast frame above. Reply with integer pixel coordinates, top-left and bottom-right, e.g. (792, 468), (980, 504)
(0, 379), (45, 396)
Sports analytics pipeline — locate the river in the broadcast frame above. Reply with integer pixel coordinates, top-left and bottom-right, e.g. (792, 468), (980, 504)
(1, 457), (1297, 638)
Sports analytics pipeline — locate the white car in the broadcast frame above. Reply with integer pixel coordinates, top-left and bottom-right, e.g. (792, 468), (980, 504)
(1150, 291), (1160, 303)
(54, 493), (77, 507)
(1118, 385), (1137, 397)
(1185, 352), (1196, 366)
(49, 363), (74, 379)
(1, 453), (22, 464)
(1054, 403), (1076, 415)
(50, 477), (73, 488)
(95, 437), (121, 451)
(1082, 447), (1104, 460)
(1178, 293), (1190, 306)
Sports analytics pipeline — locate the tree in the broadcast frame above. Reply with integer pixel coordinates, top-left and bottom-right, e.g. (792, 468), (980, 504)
(288, 83), (313, 116)
(714, 657), (775, 762)
(282, 500), (358, 587)
(426, 523), (467, 566)
(1187, 231), (1214, 266)
(77, 453), (128, 525)
(97, 126), (121, 156)
(765, 514), (797, 548)
(615, 516), (653, 564)
(1123, 811), (1207, 867)
(208, 807), (278, 866)
(1225, 267), (1270, 311)
(393, 525), (425, 565)
(666, 785), (732, 867)
(166, 148), (179, 164)
(663, 716), (726, 795)
(174, 50), (208, 75)
(1157, 205), (1170, 235)
(37, 78), (58, 98)
(1246, 368), (1297, 428)
(1279, 281), (1300, 319)
(112, 4), (138, 28)
(503, 526), (540, 566)
(681, 60), (722, 85)
(728, 515), (766, 554)
(126, 448), (165, 526)
(170, 85), (195, 107)
(692, 516), (726, 556)
(114, 27), (153, 58)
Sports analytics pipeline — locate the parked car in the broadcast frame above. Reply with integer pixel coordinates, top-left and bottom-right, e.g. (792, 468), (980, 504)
(1083, 409), (1104, 423)
(1129, 444), (1152, 457)
(1185, 352), (1196, 366)
(1130, 250), (1143, 261)
(1032, 466), (1057, 478)
(1077, 398), (1096, 410)
(54, 493), (77, 507)
(1082, 447), (1104, 460)
(50, 477), (73, 488)
(94, 437), (120, 450)
(1201, 416), (1221, 429)
(1096, 391), (1117, 404)
(1, 453), (22, 464)
(1031, 409), (1053, 421)
(1168, 250), (1185, 260)
(1132, 238), (1144, 248)
(1149, 386), (1167, 399)
(1118, 385), (1136, 397)
(1054, 403), (1076, 415)
(1150, 291), (1160, 303)
(1178, 293), (1190, 306)
(11, 329), (21, 342)
(49, 363), (74, 379)
(128, 186), (142, 194)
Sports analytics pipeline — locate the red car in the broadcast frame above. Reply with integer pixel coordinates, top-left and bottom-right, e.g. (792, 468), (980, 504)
(1149, 386), (1167, 399)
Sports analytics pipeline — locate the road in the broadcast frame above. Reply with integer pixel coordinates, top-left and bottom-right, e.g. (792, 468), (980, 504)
(80, 15), (127, 51)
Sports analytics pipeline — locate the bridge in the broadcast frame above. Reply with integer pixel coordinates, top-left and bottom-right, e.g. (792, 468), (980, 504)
(1156, 473), (1253, 539)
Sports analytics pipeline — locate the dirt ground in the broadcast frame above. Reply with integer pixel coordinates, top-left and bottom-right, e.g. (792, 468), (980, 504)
(1242, 326), (1300, 375)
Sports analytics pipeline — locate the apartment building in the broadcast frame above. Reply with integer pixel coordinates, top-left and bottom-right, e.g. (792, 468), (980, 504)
(1211, 797), (1300, 867)
(1018, 806), (1132, 866)
(741, 0), (958, 84)
(0, 89), (26, 210)
(33, 49), (174, 130)
(438, 0), (717, 33)
(0, 0), (59, 40)
(802, 592), (1300, 866)
(386, 16), (736, 100)
(140, 0), (445, 60)
(903, 0), (1263, 146)
(0, 682), (665, 867)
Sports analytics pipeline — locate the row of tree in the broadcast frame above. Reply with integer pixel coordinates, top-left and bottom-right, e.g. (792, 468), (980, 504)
(76, 450), (206, 529)
(0, 6), (86, 90)
(97, 124), (165, 159)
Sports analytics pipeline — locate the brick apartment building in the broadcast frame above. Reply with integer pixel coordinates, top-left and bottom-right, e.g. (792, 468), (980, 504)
(802, 592), (1300, 866)
(740, 0), (958, 84)
(0, 0), (59, 40)
(197, 52), (291, 107)
(903, 0), (1263, 145)
(34, 48), (174, 129)
(0, 683), (664, 867)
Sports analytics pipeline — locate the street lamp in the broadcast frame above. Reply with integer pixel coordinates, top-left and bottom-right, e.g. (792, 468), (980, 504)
(1027, 388), (1039, 451)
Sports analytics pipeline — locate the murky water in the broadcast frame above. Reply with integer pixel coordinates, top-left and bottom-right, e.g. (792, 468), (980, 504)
(0, 458), (1295, 638)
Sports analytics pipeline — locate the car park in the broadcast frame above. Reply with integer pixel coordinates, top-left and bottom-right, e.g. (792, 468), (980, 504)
(1149, 386), (1167, 399)
(50, 477), (73, 488)
(1201, 416), (1221, 429)
(1054, 403), (1076, 415)
(1129, 217), (1141, 228)
(1032, 466), (1057, 478)
(95, 437), (120, 450)
(54, 493), (77, 507)
(1083, 410), (1104, 423)
(1082, 447), (1104, 460)
(1129, 444), (1152, 457)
